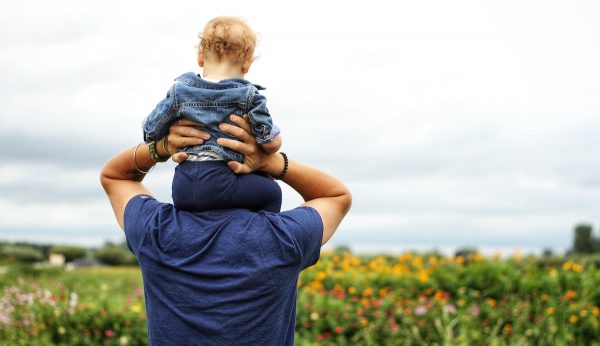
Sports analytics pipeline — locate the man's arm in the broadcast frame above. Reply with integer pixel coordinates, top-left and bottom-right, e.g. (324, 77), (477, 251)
(218, 115), (352, 245)
(100, 120), (209, 229)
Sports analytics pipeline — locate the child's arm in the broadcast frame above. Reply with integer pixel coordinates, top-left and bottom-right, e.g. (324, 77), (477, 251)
(248, 90), (281, 148)
(260, 133), (282, 153)
(143, 84), (177, 142)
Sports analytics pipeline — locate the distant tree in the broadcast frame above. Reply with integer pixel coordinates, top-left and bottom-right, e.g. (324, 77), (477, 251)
(333, 244), (352, 254)
(454, 247), (478, 258)
(51, 245), (88, 263)
(572, 224), (596, 254)
(94, 245), (137, 266)
(542, 248), (554, 257)
(0, 245), (44, 263)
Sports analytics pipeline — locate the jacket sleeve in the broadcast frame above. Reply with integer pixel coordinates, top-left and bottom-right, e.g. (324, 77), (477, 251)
(142, 84), (178, 142)
(248, 91), (280, 144)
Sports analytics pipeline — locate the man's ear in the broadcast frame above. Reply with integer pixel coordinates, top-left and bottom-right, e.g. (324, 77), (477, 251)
(197, 51), (205, 67)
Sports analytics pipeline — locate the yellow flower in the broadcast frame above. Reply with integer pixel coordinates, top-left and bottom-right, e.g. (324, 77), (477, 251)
(310, 312), (319, 320)
(418, 270), (429, 283)
(315, 271), (327, 281)
(101, 284), (109, 291)
(359, 317), (368, 326)
(428, 257), (438, 266)
(593, 307), (599, 317)
(546, 307), (555, 315)
(487, 299), (497, 308)
(58, 327), (66, 335)
(455, 256), (464, 264)
(540, 294), (549, 302)
(569, 315), (578, 324)
(130, 304), (142, 313)
(562, 261), (572, 271)
(348, 287), (356, 295)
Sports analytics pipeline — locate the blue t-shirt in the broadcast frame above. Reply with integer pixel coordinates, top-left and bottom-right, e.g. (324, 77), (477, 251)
(124, 195), (323, 346)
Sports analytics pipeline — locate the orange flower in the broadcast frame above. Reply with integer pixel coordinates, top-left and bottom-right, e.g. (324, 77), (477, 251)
(362, 288), (373, 297)
(487, 299), (497, 308)
(564, 290), (577, 300)
(503, 324), (512, 335)
(379, 288), (388, 297)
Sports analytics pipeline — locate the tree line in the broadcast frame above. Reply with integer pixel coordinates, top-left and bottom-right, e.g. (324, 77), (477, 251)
(1, 223), (598, 265)
(0, 241), (137, 266)
(571, 223), (600, 254)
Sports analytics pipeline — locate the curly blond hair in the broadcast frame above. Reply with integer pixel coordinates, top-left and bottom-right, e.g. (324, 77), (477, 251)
(198, 16), (256, 64)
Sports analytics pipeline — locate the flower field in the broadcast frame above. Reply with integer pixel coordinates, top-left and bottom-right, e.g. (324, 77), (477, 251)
(1, 251), (599, 345)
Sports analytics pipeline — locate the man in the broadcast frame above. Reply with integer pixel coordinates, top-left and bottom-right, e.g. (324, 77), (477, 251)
(100, 115), (351, 345)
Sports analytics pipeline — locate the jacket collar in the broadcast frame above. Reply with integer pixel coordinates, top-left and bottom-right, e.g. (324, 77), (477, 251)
(175, 72), (265, 90)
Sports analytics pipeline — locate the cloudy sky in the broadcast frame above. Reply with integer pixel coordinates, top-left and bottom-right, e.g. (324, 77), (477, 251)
(1, 0), (599, 254)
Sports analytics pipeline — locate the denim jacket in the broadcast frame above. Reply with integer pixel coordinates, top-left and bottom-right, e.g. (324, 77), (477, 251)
(143, 72), (279, 163)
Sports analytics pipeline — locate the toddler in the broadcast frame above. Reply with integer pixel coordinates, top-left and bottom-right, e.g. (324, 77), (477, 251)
(143, 16), (282, 212)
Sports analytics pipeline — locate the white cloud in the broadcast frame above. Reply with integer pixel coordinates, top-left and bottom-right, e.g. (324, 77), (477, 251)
(1, 0), (599, 250)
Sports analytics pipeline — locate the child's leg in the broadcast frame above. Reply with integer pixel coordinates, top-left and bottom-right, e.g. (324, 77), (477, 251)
(172, 161), (281, 212)
(227, 172), (282, 213)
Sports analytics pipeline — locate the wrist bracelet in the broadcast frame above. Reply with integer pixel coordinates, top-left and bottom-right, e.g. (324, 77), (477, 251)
(162, 136), (171, 157)
(133, 143), (152, 174)
(149, 141), (169, 162)
(274, 152), (288, 180)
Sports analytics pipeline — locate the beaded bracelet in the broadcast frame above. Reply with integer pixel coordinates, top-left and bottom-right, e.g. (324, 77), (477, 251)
(149, 141), (169, 162)
(274, 152), (288, 180)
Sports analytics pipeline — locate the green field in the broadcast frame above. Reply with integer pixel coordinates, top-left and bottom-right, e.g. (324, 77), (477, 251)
(1, 252), (599, 345)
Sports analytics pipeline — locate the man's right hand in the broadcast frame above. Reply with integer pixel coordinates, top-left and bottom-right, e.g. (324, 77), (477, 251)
(216, 114), (282, 175)
(218, 114), (351, 245)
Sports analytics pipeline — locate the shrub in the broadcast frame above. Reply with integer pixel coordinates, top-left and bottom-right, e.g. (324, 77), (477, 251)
(0, 245), (44, 263)
(51, 245), (88, 263)
(94, 246), (137, 266)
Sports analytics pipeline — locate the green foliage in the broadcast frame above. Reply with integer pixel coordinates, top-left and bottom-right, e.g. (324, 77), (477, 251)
(2, 254), (600, 345)
(51, 245), (88, 263)
(94, 246), (137, 266)
(573, 223), (596, 254)
(0, 267), (147, 345)
(0, 245), (44, 263)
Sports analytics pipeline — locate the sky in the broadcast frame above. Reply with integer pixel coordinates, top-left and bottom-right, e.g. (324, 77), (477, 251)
(1, 0), (599, 254)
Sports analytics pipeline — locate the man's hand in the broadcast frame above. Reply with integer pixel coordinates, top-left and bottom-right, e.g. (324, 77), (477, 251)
(163, 119), (211, 163)
(217, 114), (282, 175)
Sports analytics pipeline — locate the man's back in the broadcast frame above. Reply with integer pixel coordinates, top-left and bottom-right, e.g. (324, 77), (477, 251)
(124, 195), (322, 346)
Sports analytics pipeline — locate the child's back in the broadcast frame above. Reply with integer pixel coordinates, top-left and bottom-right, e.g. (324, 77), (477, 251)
(142, 16), (282, 212)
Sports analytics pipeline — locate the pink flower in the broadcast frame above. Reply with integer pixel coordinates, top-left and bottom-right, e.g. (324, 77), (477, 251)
(414, 305), (427, 316)
(104, 330), (114, 337)
(469, 305), (480, 316)
(444, 304), (457, 314)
